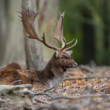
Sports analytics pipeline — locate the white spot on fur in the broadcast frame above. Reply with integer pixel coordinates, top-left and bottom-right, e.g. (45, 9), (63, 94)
(55, 51), (59, 57)
(66, 51), (73, 55)
(48, 72), (66, 88)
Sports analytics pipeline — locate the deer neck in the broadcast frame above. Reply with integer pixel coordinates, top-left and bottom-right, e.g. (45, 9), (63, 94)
(42, 56), (66, 87)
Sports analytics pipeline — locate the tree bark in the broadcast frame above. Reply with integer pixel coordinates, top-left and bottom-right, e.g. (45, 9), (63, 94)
(38, 0), (59, 60)
(0, 0), (7, 65)
(3, 0), (25, 66)
(22, 0), (45, 70)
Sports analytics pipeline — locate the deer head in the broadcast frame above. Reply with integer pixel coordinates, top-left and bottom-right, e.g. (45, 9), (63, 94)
(21, 9), (77, 70)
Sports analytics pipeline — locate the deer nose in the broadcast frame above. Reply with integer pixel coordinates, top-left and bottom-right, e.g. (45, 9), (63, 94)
(72, 62), (77, 67)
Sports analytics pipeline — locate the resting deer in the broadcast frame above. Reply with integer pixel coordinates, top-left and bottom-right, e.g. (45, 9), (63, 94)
(0, 9), (77, 89)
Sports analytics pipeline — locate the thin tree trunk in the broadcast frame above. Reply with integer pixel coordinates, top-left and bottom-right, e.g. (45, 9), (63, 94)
(3, 0), (25, 66)
(22, 0), (45, 70)
(0, 0), (7, 65)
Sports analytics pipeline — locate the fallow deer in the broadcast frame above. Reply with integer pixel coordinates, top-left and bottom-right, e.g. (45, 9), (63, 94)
(0, 9), (77, 89)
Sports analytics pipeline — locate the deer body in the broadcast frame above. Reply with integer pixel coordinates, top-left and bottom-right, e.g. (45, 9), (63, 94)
(0, 9), (77, 89)
(0, 51), (76, 88)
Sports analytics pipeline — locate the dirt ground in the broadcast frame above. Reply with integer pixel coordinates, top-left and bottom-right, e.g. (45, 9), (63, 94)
(0, 65), (110, 110)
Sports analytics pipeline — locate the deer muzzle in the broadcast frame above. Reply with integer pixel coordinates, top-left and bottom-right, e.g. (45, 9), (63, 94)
(71, 62), (77, 68)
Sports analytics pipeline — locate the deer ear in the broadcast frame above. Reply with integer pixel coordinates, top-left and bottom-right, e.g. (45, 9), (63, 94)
(66, 51), (73, 55)
(55, 51), (59, 57)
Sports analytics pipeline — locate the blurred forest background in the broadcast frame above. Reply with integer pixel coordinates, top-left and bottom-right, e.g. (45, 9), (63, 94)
(0, 0), (110, 68)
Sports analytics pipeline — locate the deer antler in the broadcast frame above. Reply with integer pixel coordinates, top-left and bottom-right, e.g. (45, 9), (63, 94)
(54, 12), (77, 51)
(54, 12), (65, 48)
(21, 9), (60, 51)
(21, 9), (77, 51)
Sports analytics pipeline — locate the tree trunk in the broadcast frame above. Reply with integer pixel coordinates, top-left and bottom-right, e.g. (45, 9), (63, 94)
(3, 0), (25, 66)
(22, 0), (45, 70)
(38, 0), (59, 60)
(0, 0), (7, 65)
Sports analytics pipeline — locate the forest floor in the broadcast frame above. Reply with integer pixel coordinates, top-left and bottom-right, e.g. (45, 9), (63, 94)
(0, 65), (110, 110)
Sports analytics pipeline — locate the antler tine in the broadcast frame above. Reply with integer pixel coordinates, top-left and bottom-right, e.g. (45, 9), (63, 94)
(65, 39), (77, 51)
(61, 38), (74, 50)
(66, 38), (74, 45)
(21, 9), (60, 51)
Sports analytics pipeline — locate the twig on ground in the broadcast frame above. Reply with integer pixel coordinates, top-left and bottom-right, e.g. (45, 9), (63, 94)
(43, 87), (54, 92)
(32, 92), (53, 98)
(9, 80), (21, 85)
(31, 87), (54, 98)
(64, 76), (110, 81)
(35, 99), (49, 104)
(51, 94), (110, 101)
(19, 86), (54, 98)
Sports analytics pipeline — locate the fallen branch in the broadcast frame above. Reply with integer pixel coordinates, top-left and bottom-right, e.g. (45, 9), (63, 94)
(51, 94), (110, 101)
(64, 76), (110, 81)
(0, 84), (32, 94)
(32, 92), (53, 98)
(32, 87), (54, 98)
(36, 86), (54, 93)
(19, 86), (54, 98)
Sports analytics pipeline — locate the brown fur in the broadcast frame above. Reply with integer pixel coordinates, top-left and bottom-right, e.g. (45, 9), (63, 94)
(4, 63), (21, 70)
(0, 51), (77, 89)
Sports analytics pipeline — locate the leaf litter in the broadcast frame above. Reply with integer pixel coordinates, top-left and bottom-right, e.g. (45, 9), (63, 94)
(0, 66), (110, 110)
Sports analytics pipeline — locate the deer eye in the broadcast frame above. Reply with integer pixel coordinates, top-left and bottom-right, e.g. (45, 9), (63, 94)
(60, 56), (65, 60)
